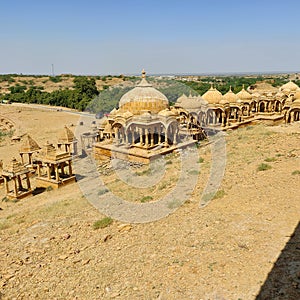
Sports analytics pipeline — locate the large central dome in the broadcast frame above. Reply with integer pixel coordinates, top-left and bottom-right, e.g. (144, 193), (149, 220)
(118, 70), (169, 114)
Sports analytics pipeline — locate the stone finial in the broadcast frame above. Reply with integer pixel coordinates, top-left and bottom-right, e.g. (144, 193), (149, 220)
(141, 69), (146, 78)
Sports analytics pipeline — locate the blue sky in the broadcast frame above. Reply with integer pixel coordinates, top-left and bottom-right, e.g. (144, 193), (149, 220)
(1, 0), (300, 75)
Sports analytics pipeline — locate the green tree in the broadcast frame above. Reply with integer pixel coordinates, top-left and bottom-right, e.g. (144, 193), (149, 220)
(73, 76), (99, 99)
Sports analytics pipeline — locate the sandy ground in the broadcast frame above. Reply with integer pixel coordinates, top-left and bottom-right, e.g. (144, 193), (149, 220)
(0, 105), (299, 299)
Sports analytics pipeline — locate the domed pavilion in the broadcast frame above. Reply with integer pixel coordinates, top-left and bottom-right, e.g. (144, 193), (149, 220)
(95, 70), (196, 163)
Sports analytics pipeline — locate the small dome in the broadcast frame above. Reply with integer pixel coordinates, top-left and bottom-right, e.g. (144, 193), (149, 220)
(118, 70), (168, 114)
(252, 92), (261, 99)
(176, 94), (207, 110)
(237, 85), (252, 102)
(202, 86), (222, 104)
(294, 88), (300, 100)
(176, 93), (187, 104)
(219, 98), (229, 105)
(140, 111), (152, 120)
(280, 80), (299, 94)
(158, 109), (175, 117)
(122, 111), (133, 119)
(275, 91), (285, 99)
(223, 87), (238, 103)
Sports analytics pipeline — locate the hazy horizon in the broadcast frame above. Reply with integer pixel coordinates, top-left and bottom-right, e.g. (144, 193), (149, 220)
(1, 71), (298, 77)
(1, 0), (300, 75)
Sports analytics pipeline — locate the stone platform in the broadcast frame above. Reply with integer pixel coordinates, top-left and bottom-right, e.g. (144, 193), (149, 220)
(36, 176), (76, 189)
(93, 140), (196, 164)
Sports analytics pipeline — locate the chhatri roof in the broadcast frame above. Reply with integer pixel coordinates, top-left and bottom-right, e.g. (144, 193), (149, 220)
(275, 91), (285, 99)
(19, 134), (40, 153)
(202, 85), (222, 104)
(222, 87), (238, 103)
(280, 80), (299, 93)
(175, 93), (207, 110)
(176, 93), (188, 104)
(237, 85), (252, 101)
(36, 142), (71, 162)
(58, 125), (76, 143)
(119, 70), (169, 108)
(158, 108), (176, 117)
(248, 82), (278, 94)
(2, 157), (28, 176)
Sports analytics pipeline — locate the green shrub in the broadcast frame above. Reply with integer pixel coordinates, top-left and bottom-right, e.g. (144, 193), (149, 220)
(188, 169), (199, 175)
(198, 157), (204, 163)
(141, 196), (153, 203)
(202, 189), (226, 203)
(257, 163), (272, 171)
(49, 76), (62, 83)
(98, 188), (109, 195)
(93, 217), (113, 229)
(291, 170), (300, 175)
(264, 157), (276, 162)
(213, 189), (226, 199)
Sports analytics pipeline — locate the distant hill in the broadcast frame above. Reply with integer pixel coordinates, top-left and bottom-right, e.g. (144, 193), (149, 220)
(0, 74), (126, 94)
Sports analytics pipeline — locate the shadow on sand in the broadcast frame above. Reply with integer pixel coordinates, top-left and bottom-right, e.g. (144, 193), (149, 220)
(256, 222), (300, 299)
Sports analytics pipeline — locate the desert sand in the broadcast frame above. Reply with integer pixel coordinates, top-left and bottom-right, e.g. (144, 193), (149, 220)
(0, 104), (299, 299)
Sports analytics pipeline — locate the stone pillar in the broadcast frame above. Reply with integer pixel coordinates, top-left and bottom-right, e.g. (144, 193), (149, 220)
(238, 110), (242, 122)
(17, 175), (23, 190)
(55, 165), (59, 182)
(26, 173), (31, 190)
(28, 153), (32, 164)
(221, 112), (226, 127)
(20, 153), (24, 165)
(226, 113), (230, 126)
(150, 128), (154, 147)
(291, 111), (295, 122)
(13, 178), (18, 197)
(114, 128), (119, 144)
(4, 177), (9, 194)
(145, 129), (149, 148)
(61, 163), (65, 176)
(165, 128), (169, 147)
(37, 164), (41, 177)
(158, 127), (161, 144)
(173, 127), (178, 145)
(73, 141), (78, 155)
(131, 127), (135, 145)
(47, 164), (51, 180)
(139, 128), (143, 146)
(124, 131), (127, 144)
(68, 161), (72, 175)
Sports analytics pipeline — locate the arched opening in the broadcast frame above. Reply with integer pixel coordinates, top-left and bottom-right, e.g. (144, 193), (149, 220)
(259, 102), (265, 112)
(275, 101), (281, 112)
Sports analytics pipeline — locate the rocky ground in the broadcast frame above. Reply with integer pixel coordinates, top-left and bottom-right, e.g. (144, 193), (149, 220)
(0, 105), (299, 299)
